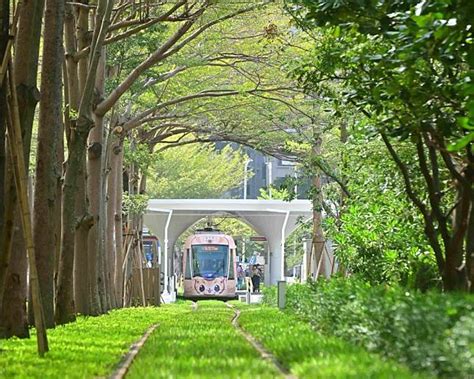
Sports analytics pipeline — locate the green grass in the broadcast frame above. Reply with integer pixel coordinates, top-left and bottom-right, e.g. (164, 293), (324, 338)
(0, 301), (432, 379)
(236, 304), (429, 379)
(0, 307), (163, 378)
(126, 301), (280, 378)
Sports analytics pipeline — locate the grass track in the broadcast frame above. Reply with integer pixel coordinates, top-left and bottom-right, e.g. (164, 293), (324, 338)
(126, 301), (281, 378)
(0, 308), (164, 378)
(235, 305), (430, 379)
(0, 301), (429, 379)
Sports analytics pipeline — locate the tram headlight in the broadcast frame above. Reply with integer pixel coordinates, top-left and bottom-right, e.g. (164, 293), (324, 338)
(199, 284), (205, 293)
(214, 284), (220, 293)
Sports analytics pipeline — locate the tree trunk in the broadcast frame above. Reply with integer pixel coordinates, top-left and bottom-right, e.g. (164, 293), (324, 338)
(466, 201), (474, 293)
(0, 169), (15, 307)
(56, 121), (91, 324)
(0, 0), (9, 303)
(0, 0), (45, 337)
(73, 154), (92, 315)
(114, 145), (124, 306)
(87, 112), (107, 311)
(33, 0), (65, 328)
(64, 3), (79, 144)
(311, 137), (326, 279)
(82, 13), (100, 314)
(443, 184), (470, 291)
(14, 0), (44, 147)
(57, 0), (114, 321)
(0, 217), (29, 339)
(106, 137), (120, 308)
(76, 7), (89, 97)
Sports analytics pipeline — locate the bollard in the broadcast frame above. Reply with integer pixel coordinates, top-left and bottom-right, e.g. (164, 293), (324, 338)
(246, 288), (251, 304)
(277, 280), (286, 309)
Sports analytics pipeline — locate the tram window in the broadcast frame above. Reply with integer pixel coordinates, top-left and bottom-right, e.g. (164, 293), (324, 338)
(191, 245), (229, 278)
(185, 249), (192, 279)
(228, 249), (235, 279)
(143, 240), (157, 267)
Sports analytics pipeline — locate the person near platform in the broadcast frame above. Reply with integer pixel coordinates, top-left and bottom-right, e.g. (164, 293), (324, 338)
(237, 264), (245, 290)
(251, 264), (262, 293)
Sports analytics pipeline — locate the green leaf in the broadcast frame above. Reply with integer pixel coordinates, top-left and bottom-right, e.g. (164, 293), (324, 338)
(457, 117), (474, 131)
(447, 132), (474, 152)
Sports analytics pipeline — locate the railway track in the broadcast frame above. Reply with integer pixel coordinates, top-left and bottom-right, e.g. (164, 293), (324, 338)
(226, 303), (297, 379)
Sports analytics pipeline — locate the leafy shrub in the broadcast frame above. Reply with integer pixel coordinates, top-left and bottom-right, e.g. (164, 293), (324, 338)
(322, 139), (440, 290)
(264, 278), (474, 378)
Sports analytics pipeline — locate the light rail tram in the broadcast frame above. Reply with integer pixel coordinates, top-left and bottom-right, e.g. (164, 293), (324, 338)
(183, 228), (237, 299)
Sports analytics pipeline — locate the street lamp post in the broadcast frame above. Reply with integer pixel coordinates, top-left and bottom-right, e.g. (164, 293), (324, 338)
(294, 168), (298, 199)
(267, 160), (273, 199)
(243, 158), (253, 199)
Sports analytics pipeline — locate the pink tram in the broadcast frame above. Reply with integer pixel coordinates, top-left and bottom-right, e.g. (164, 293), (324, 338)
(183, 229), (237, 299)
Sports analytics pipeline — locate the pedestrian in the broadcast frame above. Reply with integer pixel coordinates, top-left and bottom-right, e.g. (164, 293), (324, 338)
(245, 266), (253, 292)
(237, 264), (245, 290)
(251, 264), (262, 293)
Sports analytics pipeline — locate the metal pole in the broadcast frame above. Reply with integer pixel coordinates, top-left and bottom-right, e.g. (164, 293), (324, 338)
(268, 160), (273, 199)
(243, 158), (252, 200)
(277, 280), (286, 309)
(294, 169), (298, 199)
(281, 211), (290, 281)
(302, 240), (308, 283)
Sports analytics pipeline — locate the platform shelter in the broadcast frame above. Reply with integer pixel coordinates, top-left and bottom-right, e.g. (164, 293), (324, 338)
(144, 199), (313, 301)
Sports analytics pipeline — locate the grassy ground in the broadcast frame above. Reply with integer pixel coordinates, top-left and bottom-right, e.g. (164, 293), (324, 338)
(126, 301), (280, 378)
(0, 301), (427, 378)
(0, 307), (163, 378)
(234, 303), (429, 379)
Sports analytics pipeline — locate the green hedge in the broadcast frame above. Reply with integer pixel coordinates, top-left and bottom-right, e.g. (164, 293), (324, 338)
(263, 278), (474, 378)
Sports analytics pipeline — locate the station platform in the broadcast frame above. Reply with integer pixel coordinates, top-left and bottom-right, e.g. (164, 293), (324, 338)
(236, 291), (263, 304)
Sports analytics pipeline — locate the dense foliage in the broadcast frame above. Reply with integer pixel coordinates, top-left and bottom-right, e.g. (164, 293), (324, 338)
(324, 139), (438, 289)
(285, 0), (474, 291)
(147, 143), (247, 199)
(263, 279), (474, 377)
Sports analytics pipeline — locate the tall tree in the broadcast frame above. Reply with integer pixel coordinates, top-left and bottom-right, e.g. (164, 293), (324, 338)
(0, 0), (10, 304)
(56, 0), (115, 324)
(286, 0), (474, 291)
(0, 0), (45, 338)
(33, 0), (66, 328)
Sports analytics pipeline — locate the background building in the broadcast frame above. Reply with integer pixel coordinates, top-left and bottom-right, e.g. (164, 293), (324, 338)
(217, 143), (309, 199)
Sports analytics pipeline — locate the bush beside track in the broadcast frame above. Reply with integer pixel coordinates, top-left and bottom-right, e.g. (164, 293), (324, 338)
(262, 278), (474, 378)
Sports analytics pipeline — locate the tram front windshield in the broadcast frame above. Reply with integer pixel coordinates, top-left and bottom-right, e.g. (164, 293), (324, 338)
(192, 244), (229, 279)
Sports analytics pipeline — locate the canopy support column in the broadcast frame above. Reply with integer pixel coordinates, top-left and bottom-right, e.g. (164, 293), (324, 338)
(164, 210), (173, 294)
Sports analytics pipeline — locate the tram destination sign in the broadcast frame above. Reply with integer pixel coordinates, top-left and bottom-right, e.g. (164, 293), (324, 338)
(250, 236), (267, 242)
